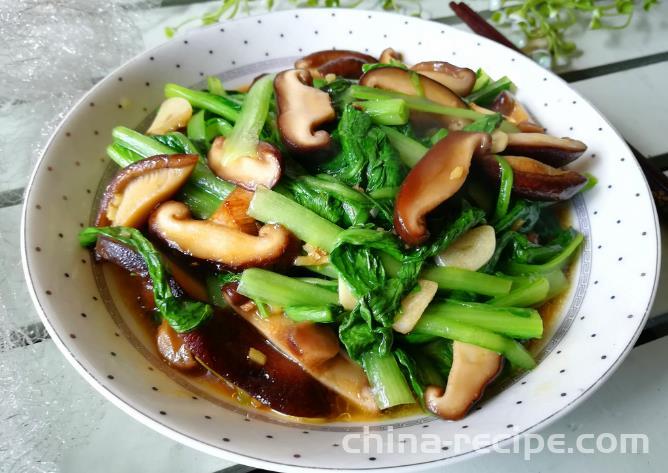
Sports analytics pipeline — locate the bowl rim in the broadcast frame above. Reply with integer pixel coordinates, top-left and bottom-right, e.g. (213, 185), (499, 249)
(20, 7), (661, 472)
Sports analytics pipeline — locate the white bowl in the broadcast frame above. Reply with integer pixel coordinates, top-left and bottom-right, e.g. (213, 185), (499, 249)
(21, 8), (660, 472)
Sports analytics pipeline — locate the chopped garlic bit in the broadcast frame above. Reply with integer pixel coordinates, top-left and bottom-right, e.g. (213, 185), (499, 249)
(449, 166), (464, 180)
(248, 347), (267, 366)
(294, 243), (329, 266)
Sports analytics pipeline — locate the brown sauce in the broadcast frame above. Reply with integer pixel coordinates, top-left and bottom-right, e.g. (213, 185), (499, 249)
(104, 202), (576, 422)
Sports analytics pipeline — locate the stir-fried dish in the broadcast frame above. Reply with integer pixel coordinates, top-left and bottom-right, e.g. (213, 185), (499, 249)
(79, 48), (593, 421)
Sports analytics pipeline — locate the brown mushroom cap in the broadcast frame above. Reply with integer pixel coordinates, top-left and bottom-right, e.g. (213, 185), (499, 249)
(394, 131), (491, 245)
(207, 136), (282, 191)
(490, 91), (544, 133)
(478, 154), (588, 201)
(424, 342), (502, 420)
(274, 69), (336, 153)
(295, 49), (377, 79)
(378, 47), (402, 64)
(149, 201), (291, 269)
(208, 187), (259, 235)
(156, 319), (199, 371)
(410, 61), (476, 97)
(504, 133), (587, 167)
(359, 67), (470, 129)
(96, 154), (197, 228)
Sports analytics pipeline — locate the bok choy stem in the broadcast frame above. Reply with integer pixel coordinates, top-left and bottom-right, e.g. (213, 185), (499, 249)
(353, 99), (409, 125)
(413, 314), (536, 369)
(379, 125), (427, 167)
(248, 186), (343, 253)
(220, 74), (274, 165)
(361, 351), (415, 409)
(165, 83), (240, 122)
(421, 300), (543, 340)
(490, 276), (550, 307)
(237, 268), (339, 307)
(492, 155), (513, 222)
(284, 306), (337, 323)
(420, 266), (512, 297)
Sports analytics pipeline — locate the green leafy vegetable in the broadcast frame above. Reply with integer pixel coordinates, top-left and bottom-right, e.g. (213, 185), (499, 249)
(465, 76), (515, 106)
(462, 113), (503, 133)
(319, 78), (355, 113)
(321, 106), (407, 193)
(284, 305), (339, 323)
(79, 227), (212, 332)
(492, 156), (514, 222)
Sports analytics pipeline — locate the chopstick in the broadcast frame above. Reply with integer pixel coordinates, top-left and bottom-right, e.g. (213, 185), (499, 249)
(447, 2), (523, 54)
(449, 1), (668, 221)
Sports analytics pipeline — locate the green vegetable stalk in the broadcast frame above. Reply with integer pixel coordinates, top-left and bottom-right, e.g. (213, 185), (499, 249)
(420, 266), (513, 297)
(237, 268), (339, 307)
(421, 300), (544, 340)
(362, 351), (416, 409)
(218, 74), (274, 165)
(413, 314), (536, 370)
(165, 83), (240, 122)
(79, 227), (212, 332)
(490, 276), (550, 307)
(379, 125), (427, 167)
(353, 99), (409, 125)
(248, 186), (343, 253)
(492, 155), (514, 222)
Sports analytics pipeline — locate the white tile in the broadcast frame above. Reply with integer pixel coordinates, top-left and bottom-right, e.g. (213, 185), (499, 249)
(571, 61), (668, 158)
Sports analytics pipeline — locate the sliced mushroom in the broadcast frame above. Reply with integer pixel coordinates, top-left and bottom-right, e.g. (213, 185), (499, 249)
(378, 47), (402, 64)
(359, 67), (470, 129)
(489, 91), (544, 133)
(274, 69), (337, 154)
(504, 133), (587, 167)
(181, 310), (334, 418)
(478, 154), (588, 201)
(156, 319), (198, 371)
(207, 136), (282, 191)
(146, 97), (193, 135)
(424, 341), (502, 420)
(208, 187), (259, 235)
(410, 62), (476, 96)
(96, 154), (197, 228)
(295, 50), (377, 79)
(224, 290), (378, 413)
(394, 131), (491, 245)
(287, 322), (341, 368)
(149, 201), (290, 269)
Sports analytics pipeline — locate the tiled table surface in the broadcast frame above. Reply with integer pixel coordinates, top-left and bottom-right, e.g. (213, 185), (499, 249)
(1, 1), (667, 472)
